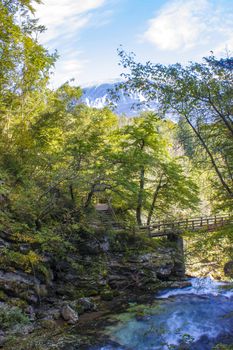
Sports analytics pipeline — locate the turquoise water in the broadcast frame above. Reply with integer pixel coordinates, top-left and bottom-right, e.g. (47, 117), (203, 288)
(91, 278), (233, 350)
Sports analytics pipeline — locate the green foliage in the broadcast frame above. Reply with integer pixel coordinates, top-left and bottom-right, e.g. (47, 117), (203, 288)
(184, 224), (233, 278)
(2, 2), (233, 348)
(0, 0), (232, 301)
(0, 248), (43, 273)
(110, 113), (199, 224)
(100, 287), (114, 301)
(117, 50), (233, 212)
(0, 304), (30, 330)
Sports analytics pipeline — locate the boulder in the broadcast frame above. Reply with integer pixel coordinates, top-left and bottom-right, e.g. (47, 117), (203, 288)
(61, 304), (79, 324)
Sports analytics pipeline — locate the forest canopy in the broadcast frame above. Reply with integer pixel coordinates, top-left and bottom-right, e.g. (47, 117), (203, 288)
(1, 2), (233, 350)
(0, 1), (232, 265)
(116, 49), (233, 212)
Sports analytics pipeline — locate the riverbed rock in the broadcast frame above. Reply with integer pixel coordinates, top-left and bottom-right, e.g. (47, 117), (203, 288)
(61, 304), (79, 324)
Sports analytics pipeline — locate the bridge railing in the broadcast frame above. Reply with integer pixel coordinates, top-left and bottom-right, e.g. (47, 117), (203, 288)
(139, 214), (233, 236)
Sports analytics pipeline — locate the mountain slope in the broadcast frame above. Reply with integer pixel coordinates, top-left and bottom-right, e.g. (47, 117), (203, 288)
(81, 83), (157, 116)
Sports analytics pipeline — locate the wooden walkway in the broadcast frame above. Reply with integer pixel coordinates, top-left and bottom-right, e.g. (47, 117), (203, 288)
(139, 215), (233, 237)
(94, 204), (232, 237)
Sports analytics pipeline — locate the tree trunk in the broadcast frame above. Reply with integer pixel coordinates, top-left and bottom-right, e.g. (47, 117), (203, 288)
(69, 184), (75, 204)
(136, 166), (145, 226)
(84, 185), (95, 209)
(207, 95), (233, 137)
(147, 175), (164, 225)
(185, 114), (233, 197)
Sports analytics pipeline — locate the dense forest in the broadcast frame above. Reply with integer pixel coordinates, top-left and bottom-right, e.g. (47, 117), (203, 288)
(0, 1), (233, 349)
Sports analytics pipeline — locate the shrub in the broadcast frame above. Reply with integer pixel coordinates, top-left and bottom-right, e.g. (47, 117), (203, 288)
(0, 305), (30, 330)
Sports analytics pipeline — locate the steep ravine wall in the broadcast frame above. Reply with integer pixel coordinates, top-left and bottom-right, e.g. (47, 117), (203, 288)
(0, 228), (185, 348)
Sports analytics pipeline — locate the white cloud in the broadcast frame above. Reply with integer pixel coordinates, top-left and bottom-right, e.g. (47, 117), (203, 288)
(142, 0), (233, 53)
(34, 0), (106, 44)
(51, 55), (88, 88)
(33, 0), (108, 86)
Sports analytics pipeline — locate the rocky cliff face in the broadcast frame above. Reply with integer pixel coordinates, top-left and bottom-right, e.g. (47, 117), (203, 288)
(0, 226), (184, 348)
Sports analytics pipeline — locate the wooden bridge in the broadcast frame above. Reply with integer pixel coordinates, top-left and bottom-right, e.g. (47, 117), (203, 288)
(94, 204), (232, 237)
(139, 214), (233, 237)
(95, 206), (232, 276)
(139, 215), (233, 276)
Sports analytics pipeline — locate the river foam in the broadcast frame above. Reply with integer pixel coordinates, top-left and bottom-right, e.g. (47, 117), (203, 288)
(157, 277), (233, 298)
(91, 278), (233, 350)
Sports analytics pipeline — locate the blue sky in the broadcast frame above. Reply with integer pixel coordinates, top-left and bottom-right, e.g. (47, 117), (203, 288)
(34, 0), (233, 88)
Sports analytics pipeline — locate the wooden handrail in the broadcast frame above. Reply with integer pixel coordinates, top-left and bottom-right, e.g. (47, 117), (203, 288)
(139, 214), (233, 236)
(140, 215), (232, 228)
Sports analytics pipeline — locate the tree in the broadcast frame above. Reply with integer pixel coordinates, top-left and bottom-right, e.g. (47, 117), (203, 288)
(0, 0), (56, 179)
(116, 50), (233, 211)
(111, 113), (199, 225)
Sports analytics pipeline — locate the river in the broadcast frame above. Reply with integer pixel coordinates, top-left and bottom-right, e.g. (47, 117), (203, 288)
(89, 278), (233, 350)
